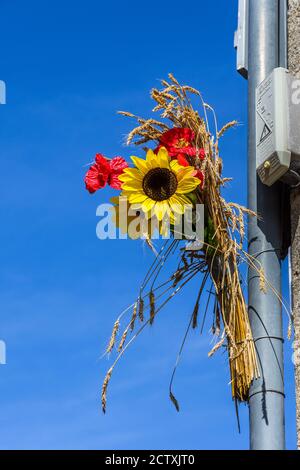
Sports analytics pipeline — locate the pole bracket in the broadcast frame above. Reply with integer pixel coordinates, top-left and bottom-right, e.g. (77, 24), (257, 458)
(253, 336), (284, 343)
(249, 390), (286, 400)
(234, 0), (249, 78)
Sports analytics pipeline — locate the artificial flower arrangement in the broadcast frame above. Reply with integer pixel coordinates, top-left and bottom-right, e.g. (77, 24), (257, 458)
(84, 75), (287, 413)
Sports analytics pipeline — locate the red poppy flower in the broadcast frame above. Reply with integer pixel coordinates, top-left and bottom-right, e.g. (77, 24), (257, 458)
(85, 154), (128, 193)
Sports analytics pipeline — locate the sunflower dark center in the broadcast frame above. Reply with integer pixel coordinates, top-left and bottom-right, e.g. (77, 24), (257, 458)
(142, 168), (178, 201)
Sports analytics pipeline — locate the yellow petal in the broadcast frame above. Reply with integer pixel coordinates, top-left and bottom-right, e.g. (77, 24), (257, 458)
(121, 179), (143, 192)
(146, 148), (162, 169)
(154, 201), (170, 221)
(141, 198), (155, 214)
(169, 194), (191, 214)
(131, 156), (150, 175)
(176, 177), (200, 194)
(128, 193), (148, 204)
(118, 168), (143, 182)
(176, 167), (196, 181)
(159, 219), (170, 237)
(180, 166), (196, 176)
(169, 160), (195, 176)
(170, 160), (183, 172)
(145, 148), (156, 162)
(170, 211), (181, 225)
(157, 147), (170, 168)
(121, 167), (139, 176)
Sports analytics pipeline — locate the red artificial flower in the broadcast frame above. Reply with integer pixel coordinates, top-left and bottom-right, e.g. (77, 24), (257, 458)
(108, 156), (128, 190)
(155, 128), (196, 157)
(196, 148), (206, 160)
(155, 128), (206, 163)
(85, 154), (111, 193)
(195, 169), (205, 189)
(177, 154), (189, 167)
(85, 154), (128, 193)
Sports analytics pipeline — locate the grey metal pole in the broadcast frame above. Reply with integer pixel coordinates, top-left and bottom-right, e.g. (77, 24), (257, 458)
(288, 0), (300, 450)
(248, 0), (286, 450)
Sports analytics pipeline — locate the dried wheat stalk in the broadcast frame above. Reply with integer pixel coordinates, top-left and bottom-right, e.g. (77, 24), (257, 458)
(102, 75), (266, 411)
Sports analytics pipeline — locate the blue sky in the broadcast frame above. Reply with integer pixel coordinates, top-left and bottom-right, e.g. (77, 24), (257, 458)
(0, 0), (296, 450)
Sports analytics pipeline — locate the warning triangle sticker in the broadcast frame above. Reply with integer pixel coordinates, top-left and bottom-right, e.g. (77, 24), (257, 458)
(259, 122), (272, 144)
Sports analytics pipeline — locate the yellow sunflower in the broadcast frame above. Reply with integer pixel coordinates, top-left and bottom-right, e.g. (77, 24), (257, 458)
(110, 195), (166, 239)
(118, 147), (200, 221)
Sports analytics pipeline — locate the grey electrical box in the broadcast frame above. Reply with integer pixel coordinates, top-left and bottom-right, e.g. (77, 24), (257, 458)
(256, 67), (300, 186)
